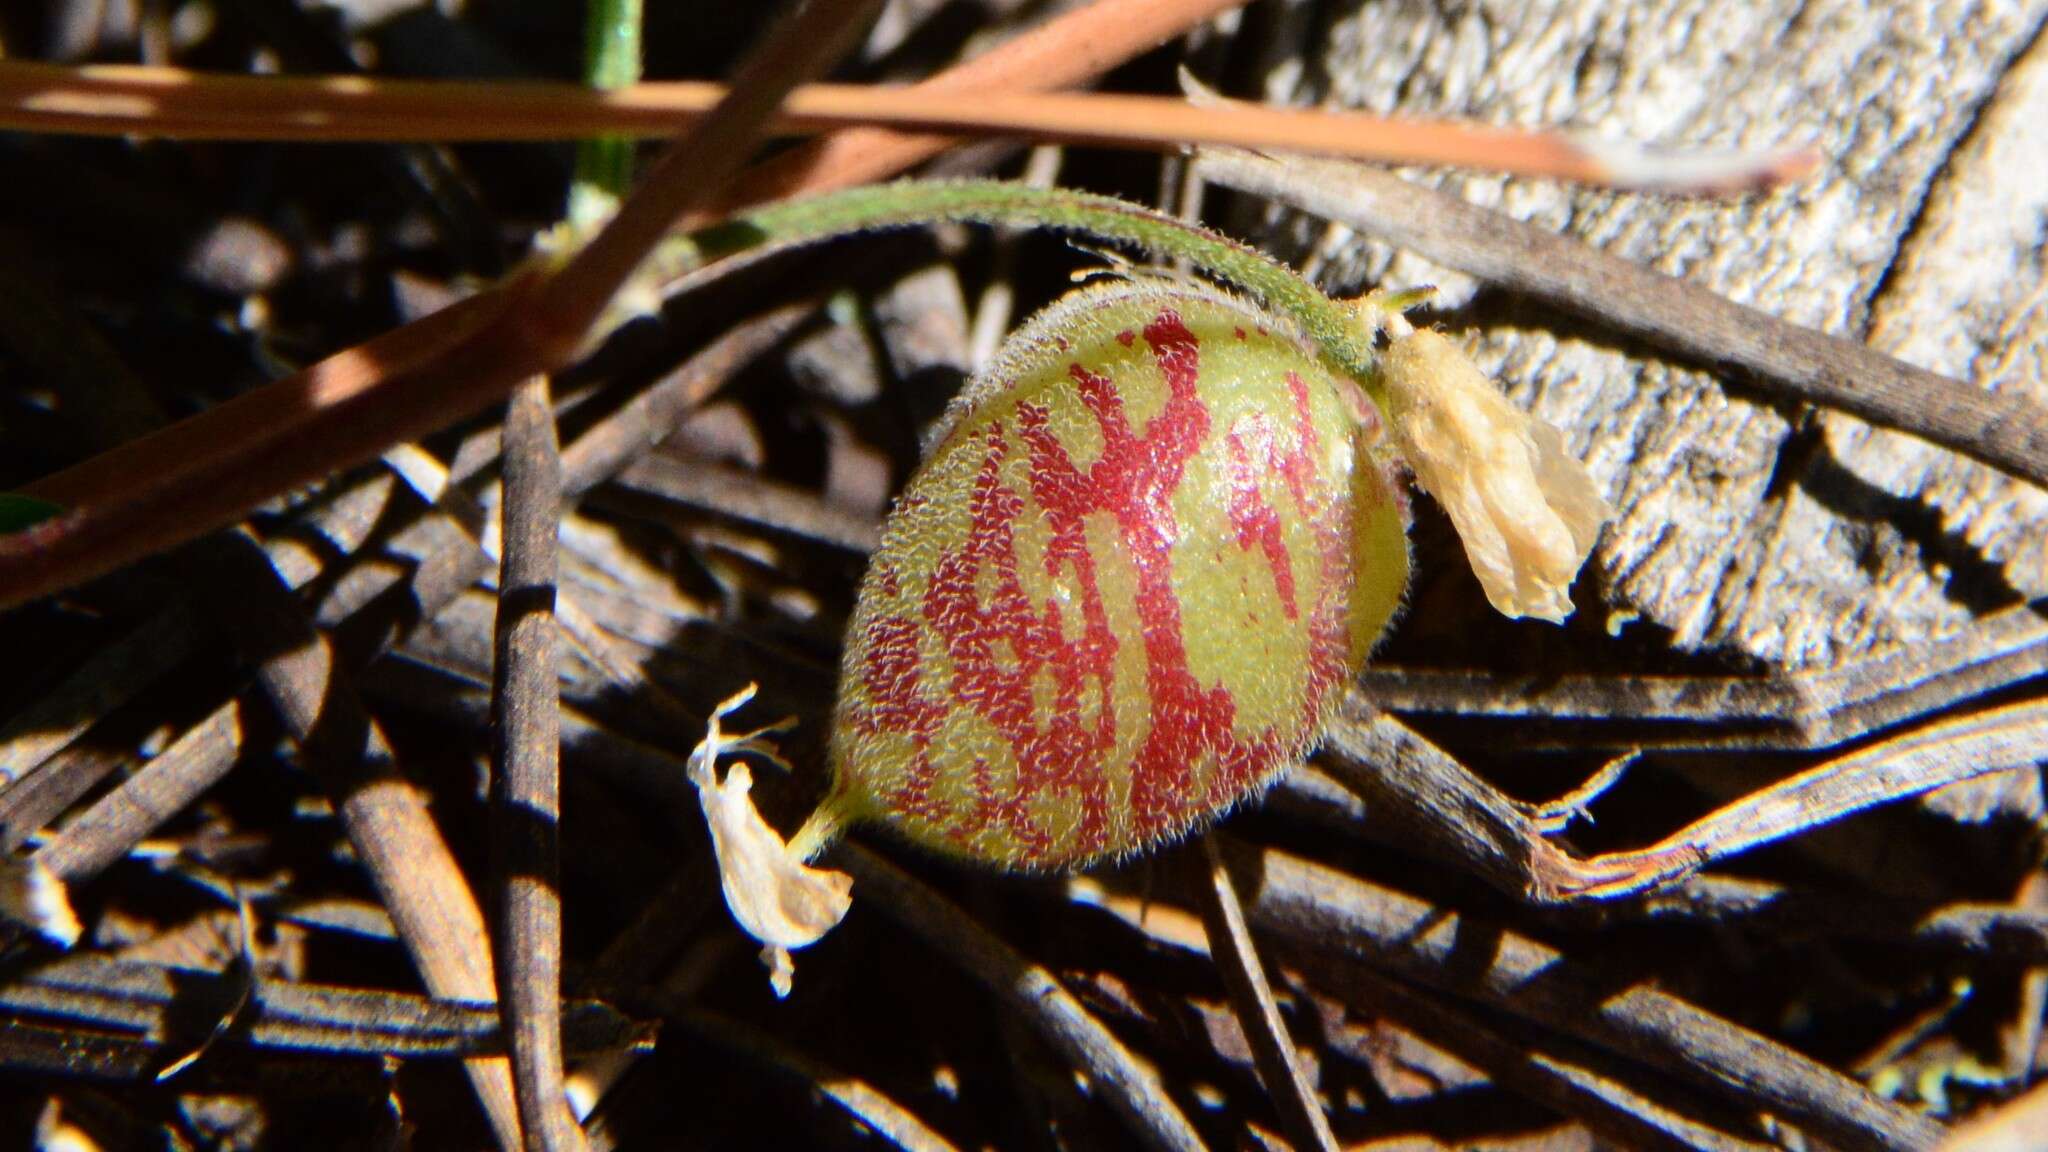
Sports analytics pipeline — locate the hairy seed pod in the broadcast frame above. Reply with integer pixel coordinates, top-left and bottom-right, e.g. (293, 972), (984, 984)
(822, 281), (1409, 869)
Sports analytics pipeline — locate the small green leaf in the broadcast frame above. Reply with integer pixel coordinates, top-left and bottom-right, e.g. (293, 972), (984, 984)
(0, 493), (62, 534)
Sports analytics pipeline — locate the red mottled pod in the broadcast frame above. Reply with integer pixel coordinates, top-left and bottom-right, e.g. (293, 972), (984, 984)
(823, 281), (1409, 869)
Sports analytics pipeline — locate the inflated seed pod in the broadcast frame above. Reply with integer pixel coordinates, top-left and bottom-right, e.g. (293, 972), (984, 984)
(818, 280), (1409, 869)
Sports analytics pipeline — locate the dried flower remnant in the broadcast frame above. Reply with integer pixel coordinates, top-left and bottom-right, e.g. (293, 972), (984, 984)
(1376, 318), (1611, 622)
(685, 685), (852, 997)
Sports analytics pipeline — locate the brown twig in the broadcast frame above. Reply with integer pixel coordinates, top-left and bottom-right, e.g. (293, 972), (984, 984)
(696, 0), (1253, 218)
(0, 0), (887, 612)
(1316, 686), (2048, 905)
(1292, 955), (1779, 1152)
(1616, 874), (2048, 961)
(491, 377), (584, 1152)
(1357, 600), (2048, 752)
(1270, 770), (2048, 963)
(190, 530), (525, 1147)
(673, 1010), (961, 1152)
(0, 201), (528, 1140)
(837, 843), (1210, 1152)
(1195, 147), (2048, 491)
(1314, 697), (1637, 904)
(0, 953), (648, 1062)
(1224, 836), (1945, 1152)
(0, 62), (1810, 190)
(602, 456), (883, 555)
(1558, 698), (2048, 899)
(1188, 836), (1339, 1152)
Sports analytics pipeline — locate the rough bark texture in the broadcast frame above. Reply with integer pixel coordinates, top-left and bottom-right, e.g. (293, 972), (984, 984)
(1253, 0), (2048, 668)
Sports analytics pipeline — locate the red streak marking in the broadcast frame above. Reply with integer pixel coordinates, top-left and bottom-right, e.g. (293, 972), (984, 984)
(917, 418), (1116, 858)
(1223, 422), (1298, 619)
(853, 612), (949, 825)
(858, 306), (1369, 864)
(1116, 329), (1136, 347)
(1280, 373), (1322, 507)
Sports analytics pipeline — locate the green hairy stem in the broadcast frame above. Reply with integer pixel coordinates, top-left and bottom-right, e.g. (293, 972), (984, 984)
(672, 180), (1387, 399)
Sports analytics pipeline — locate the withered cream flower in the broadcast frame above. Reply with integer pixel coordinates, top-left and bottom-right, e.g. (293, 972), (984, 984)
(1378, 325), (1612, 622)
(688, 685), (852, 997)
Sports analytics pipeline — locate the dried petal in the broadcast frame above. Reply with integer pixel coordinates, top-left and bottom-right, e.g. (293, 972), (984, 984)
(1378, 327), (1611, 622)
(688, 686), (852, 997)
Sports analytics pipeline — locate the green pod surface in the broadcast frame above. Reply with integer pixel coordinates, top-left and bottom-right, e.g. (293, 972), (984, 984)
(825, 282), (1408, 869)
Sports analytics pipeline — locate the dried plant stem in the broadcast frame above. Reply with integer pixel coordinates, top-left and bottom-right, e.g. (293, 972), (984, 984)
(1320, 690), (2048, 905)
(1225, 837), (1944, 1152)
(1559, 697), (2048, 899)
(1295, 955), (1779, 1152)
(1189, 836), (1339, 1152)
(0, 63), (1809, 191)
(189, 532), (522, 1148)
(0, 953), (647, 1062)
(1358, 599), (2048, 752)
(19, 302), (789, 887)
(0, 0), (1243, 612)
(1270, 768), (2048, 962)
(673, 1010), (960, 1152)
(837, 844), (1208, 1152)
(0, 207), (525, 1142)
(699, 0), (1252, 216)
(1197, 147), (2048, 491)
(0, 0), (883, 612)
(1622, 874), (2048, 962)
(492, 377), (584, 1152)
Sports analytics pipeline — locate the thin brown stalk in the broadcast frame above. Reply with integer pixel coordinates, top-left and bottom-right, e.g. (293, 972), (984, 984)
(1270, 770), (2048, 963)
(1294, 955), (1779, 1152)
(1224, 837), (1944, 1152)
(1196, 147), (2048, 491)
(698, 0), (1251, 217)
(1559, 698), (2048, 899)
(673, 1010), (961, 1152)
(1357, 599), (2048, 752)
(491, 377), (584, 1152)
(1189, 837), (1338, 1152)
(0, 0), (1229, 614)
(0, 0), (883, 613)
(1317, 690), (2048, 905)
(604, 456), (882, 555)
(1615, 874), (2048, 961)
(1314, 698), (1638, 904)
(0, 62), (1810, 190)
(837, 843), (1209, 1152)
(27, 297), (791, 888)
(188, 531), (524, 1148)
